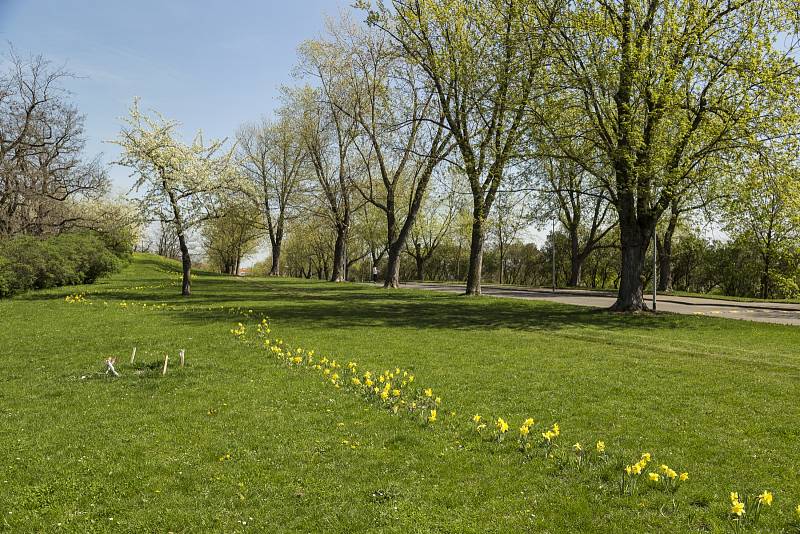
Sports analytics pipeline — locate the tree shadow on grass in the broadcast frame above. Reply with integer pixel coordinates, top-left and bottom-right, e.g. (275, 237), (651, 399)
(19, 271), (699, 334)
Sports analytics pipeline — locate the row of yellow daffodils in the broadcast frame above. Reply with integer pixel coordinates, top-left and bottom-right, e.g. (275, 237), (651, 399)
(226, 315), (800, 530)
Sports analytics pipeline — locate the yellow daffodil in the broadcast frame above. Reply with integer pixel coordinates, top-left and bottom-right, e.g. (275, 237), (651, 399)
(428, 409), (437, 423)
(472, 414), (482, 424)
(435, 397), (441, 405)
(424, 388), (432, 397)
(596, 441), (605, 454)
(795, 503), (800, 517)
(496, 418), (509, 433)
(731, 500), (745, 517)
(523, 418), (534, 427)
(679, 472), (689, 482)
(552, 423), (560, 436)
(392, 389), (401, 397)
(624, 465), (632, 475)
(648, 472), (660, 482)
(573, 442), (582, 452)
(758, 491), (773, 506)
(730, 492), (739, 504)
(641, 452), (651, 462)
(519, 425), (530, 437)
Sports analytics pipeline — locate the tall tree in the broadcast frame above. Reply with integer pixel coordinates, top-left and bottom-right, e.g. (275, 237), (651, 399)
(723, 145), (800, 299)
(0, 49), (108, 236)
(368, 0), (560, 295)
(547, 0), (800, 310)
(540, 158), (616, 287)
(296, 36), (361, 281)
(238, 107), (306, 276)
(113, 99), (236, 296)
(319, 17), (452, 288)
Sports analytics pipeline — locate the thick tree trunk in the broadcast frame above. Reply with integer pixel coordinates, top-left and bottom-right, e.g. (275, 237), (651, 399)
(611, 225), (650, 311)
(568, 249), (587, 287)
(269, 239), (282, 276)
(384, 251), (401, 288)
(331, 225), (348, 282)
(178, 232), (191, 296)
(416, 256), (426, 282)
(465, 214), (485, 295)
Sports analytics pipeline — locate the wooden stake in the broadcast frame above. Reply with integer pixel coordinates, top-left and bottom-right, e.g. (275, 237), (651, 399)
(162, 354), (169, 375)
(130, 346), (137, 364)
(179, 349), (185, 368)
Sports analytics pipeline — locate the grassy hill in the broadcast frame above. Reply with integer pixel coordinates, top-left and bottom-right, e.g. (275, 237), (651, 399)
(2, 253), (799, 532)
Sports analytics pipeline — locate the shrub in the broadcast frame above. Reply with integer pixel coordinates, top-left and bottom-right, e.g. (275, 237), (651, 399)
(0, 231), (128, 297)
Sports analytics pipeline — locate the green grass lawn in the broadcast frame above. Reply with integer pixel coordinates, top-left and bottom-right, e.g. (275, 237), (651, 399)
(2, 254), (800, 533)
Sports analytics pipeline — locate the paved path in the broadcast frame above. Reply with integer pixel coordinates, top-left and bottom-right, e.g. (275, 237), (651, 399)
(403, 282), (800, 326)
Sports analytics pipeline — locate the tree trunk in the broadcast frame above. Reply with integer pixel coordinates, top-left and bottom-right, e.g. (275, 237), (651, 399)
(270, 239), (282, 276)
(657, 210), (678, 292)
(611, 225), (650, 311)
(384, 250), (402, 288)
(331, 224), (347, 282)
(465, 213), (485, 295)
(416, 256), (427, 282)
(499, 242), (505, 285)
(657, 239), (673, 292)
(178, 232), (191, 296)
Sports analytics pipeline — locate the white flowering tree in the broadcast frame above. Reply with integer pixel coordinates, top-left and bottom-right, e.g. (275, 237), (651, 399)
(113, 99), (236, 296)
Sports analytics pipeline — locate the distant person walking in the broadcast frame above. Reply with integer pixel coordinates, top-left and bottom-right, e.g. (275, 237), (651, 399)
(372, 265), (378, 283)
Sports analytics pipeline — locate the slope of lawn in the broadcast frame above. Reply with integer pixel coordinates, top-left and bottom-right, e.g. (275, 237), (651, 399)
(2, 253), (800, 533)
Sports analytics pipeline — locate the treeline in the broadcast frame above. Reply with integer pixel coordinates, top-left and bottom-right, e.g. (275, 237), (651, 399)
(105, 1), (799, 306)
(0, 49), (141, 296)
(194, 1), (799, 305)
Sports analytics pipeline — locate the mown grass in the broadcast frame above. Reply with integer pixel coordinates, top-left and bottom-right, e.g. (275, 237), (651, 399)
(2, 253), (800, 533)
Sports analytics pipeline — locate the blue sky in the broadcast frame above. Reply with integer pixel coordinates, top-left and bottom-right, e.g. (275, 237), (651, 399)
(0, 0), (355, 193)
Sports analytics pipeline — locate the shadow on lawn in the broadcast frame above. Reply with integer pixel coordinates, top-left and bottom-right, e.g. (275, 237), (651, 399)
(22, 270), (685, 333)
(182, 278), (681, 333)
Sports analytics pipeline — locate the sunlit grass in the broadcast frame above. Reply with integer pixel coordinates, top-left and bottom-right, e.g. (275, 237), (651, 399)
(1, 253), (799, 532)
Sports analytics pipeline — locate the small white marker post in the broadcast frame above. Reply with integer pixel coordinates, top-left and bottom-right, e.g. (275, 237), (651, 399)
(130, 346), (137, 364)
(162, 354), (169, 375)
(105, 358), (120, 377)
(179, 349), (185, 368)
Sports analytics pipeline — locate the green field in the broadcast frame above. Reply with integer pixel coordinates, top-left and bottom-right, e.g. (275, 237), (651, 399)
(2, 254), (800, 533)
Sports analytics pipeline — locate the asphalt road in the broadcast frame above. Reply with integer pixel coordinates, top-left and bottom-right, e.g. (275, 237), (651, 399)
(402, 282), (800, 326)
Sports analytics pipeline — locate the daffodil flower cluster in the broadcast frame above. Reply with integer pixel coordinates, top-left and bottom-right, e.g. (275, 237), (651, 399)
(541, 422), (560, 457)
(241, 318), (443, 427)
(64, 293), (89, 304)
(728, 490), (773, 529)
(517, 417), (535, 452)
(622, 452), (652, 495)
(646, 464), (688, 493)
